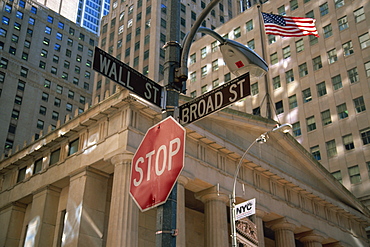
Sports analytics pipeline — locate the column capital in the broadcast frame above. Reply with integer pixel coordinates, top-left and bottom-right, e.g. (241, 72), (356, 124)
(177, 175), (190, 187)
(265, 217), (298, 232)
(297, 230), (326, 244)
(195, 186), (229, 204)
(110, 152), (134, 166)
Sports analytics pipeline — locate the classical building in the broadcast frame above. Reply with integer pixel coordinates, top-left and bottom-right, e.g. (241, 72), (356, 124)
(0, 89), (369, 246)
(34, 0), (110, 34)
(0, 0), (97, 156)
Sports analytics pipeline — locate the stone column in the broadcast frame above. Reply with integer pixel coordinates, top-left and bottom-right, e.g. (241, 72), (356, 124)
(255, 209), (266, 247)
(266, 218), (297, 247)
(176, 175), (189, 247)
(195, 186), (229, 247)
(106, 153), (138, 247)
(0, 202), (27, 247)
(62, 167), (110, 247)
(27, 185), (61, 247)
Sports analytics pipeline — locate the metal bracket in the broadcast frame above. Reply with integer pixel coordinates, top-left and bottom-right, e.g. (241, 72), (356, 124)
(155, 229), (178, 236)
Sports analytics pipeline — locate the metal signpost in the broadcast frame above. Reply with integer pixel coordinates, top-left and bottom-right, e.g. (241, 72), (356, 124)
(179, 73), (250, 125)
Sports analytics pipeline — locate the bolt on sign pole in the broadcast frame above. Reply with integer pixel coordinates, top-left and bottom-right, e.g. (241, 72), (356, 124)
(155, 0), (181, 247)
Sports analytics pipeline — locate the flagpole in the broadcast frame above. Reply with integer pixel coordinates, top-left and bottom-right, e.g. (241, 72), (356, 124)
(257, 5), (272, 120)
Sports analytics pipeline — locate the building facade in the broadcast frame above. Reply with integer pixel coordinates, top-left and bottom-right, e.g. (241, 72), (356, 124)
(0, 88), (369, 246)
(183, 0), (370, 211)
(35, 0), (110, 34)
(0, 0), (98, 156)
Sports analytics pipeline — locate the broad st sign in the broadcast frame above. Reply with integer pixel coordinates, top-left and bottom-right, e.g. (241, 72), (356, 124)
(93, 47), (164, 108)
(179, 73), (250, 125)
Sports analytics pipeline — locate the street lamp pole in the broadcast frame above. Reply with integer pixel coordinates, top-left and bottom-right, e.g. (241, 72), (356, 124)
(230, 124), (292, 247)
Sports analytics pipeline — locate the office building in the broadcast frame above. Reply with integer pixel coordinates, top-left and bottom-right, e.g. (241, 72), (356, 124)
(0, 0), (98, 156)
(184, 0), (370, 211)
(35, 0), (110, 34)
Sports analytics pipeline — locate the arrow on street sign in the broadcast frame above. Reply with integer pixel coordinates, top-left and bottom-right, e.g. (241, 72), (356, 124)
(93, 46), (164, 108)
(179, 73), (250, 125)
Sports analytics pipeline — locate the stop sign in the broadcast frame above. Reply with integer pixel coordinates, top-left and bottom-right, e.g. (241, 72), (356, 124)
(130, 116), (186, 212)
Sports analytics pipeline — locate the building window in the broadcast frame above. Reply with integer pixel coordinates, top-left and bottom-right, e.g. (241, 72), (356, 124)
(234, 27), (241, 38)
(290, 0), (298, 11)
(17, 80), (25, 91)
(323, 24), (333, 38)
(201, 85), (208, 94)
(296, 39), (304, 53)
(292, 122), (301, 137)
(326, 140), (337, 158)
(312, 56), (322, 70)
(68, 139), (79, 156)
(42, 92), (49, 102)
(342, 41), (354, 56)
(347, 67), (358, 84)
(212, 60), (219, 71)
(354, 7), (365, 23)
(54, 98), (61, 107)
(283, 46), (290, 59)
(278, 5), (286, 15)
(285, 69), (294, 83)
(45, 26), (52, 34)
(190, 91), (196, 98)
(201, 66), (207, 78)
(343, 134), (355, 150)
(331, 171), (342, 183)
(190, 53), (196, 65)
(270, 52), (278, 65)
(37, 119), (44, 129)
(4, 4), (12, 13)
(68, 90), (74, 99)
(50, 148), (60, 165)
(17, 167), (26, 183)
(246, 20), (253, 31)
(268, 34), (276, 44)
(306, 116), (316, 131)
(359, 33), (370, 49)
(66, 103), (72, 112)
(353, 96), (366, 113)
(251, 83), (258, 96)
(0, 58), (8, 69)
(56, 32), (63, 40)
(52, 111), (59, 120)
(39, 106), (46, 115)
(272, 76), (281, 89)
(360, 128), (370, 145)
(332, 75), (342, 90)
(247, 40), (255, 50)
(327, 49), (338, 64)
(224, 73), (231, 82)
(366, 62), (370, 77)
(275, 100), (284, 114)
(334, 0), (345, 8)
(348, 165), (361, 184)
(14, 22), (21, 31)
(299, 63), (308, 77)
(338, 16), (349, 31)
(302, 88), (312, 103)
(0, 28), (7, 37)
(310, 145), (321, 160)
(288, 95), (297, 109)
(201, 47), (207, 59)
(337, 103), (348, 119)
(34, 158), (43, 174)
(321, 109), (332, 126)
(320, 3), (329, 16)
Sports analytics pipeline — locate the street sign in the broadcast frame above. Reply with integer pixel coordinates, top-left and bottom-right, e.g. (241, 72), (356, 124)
(130, 116), (186, 212)
(179, 73), (250, 125)
(235, 198), (256, 220)
(93, 46), (164, 108)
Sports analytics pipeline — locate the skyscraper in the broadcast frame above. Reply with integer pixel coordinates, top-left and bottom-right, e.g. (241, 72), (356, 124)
(35, 0), (110, 34)
(0, 0), (97, 156)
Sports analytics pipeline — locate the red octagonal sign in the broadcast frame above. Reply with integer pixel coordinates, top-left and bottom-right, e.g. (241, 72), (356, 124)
(130, 116), (186, 212)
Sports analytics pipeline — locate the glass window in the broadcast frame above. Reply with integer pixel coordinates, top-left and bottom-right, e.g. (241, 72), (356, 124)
(343, 134), (355, 150)
(312, 56), (322, 70)
(50, 148), (61, 165)
(34, 158), (43, 174)
(299, 63), (308, 77)
(331, 171), (342, 183)
(39, 105), (46, 115)
(321, 109), (332, 126)
(338, 16), (349, 31)
(327, 49), (338, 64)
(66, 103), (72, 112)
(306, 116), (316, 131)
(354, 7), (365, 23)
(20, 67), (28, 77)
(296, 39), (304, 52)
(37, 119), (44, 129)
(270, 52), (278, 65)
(326, 140), (337, 158)
(246, 20), (253, 31)
(52, 111), (59, 120)
(348, 165), (361, 184)
(201, 47), (207, 58)
(310, 145), (321, 160)
(234, 27), (241, 38)
(54, 43), (61, 52)
(14, 95), (22, 105)
(290, 0), (298, 11)
(348, 67), (359, 83)
(43, 37), (50, 46)
(212, 60), (219, 71)
(353, 96), (366, 113)
(332, 75), (342, 90)
(31, 6), (37, 14)
(288, 95), (297, 109)
(14, 22), (21, 31)
(16, 11), (23, 19)
(56, 32), (63, 40)
(44, 79), (51, 88)
(42, 92), (49, 101)
(334, 0), (344, 8)
(54, 98), (61, 107)
(283, 46), (290, 59)
(0, 28), (7, 37)
(272, 76), (281, 89)
(320, 3), (329, 16)
(360, 128), (370, 145)
(251, 83), (258, 96)
(47, 15), (53, 23)
(5, 4), (12, 13)
(302, 88), (312, 103)
(337, 103), (348, 119)
(323, 24), (332, 38)
(343, 41), (354, 56)
(285, 69), (294, 83)
(201, 66), (207, 78)
(275, 100), (284, 114)
(17, 167), (26, 183)
(68, 139), (79, 156)
(359, 33), (370, 49)
(292, 122), (301, 137)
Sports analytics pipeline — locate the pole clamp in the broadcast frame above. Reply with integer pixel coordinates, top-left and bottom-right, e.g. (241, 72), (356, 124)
(155, 229), (178, 236)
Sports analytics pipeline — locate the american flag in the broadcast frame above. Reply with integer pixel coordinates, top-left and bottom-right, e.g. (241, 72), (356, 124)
(262, 12), (319, 37)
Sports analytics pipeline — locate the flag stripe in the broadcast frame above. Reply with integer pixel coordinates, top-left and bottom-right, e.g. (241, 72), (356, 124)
(262, 12), (319, 37)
